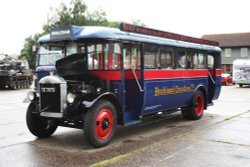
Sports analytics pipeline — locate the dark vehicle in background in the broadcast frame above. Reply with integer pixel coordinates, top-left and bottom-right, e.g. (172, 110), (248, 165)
(0, 54), (33, 89)
(221, 73), (233, 85)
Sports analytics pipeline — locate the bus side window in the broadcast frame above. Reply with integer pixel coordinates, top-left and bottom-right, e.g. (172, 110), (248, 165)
(88, 44), (104, 70)
(193, 53), (198, 68)
(175, 50), (187, 69)
(161, 47), (173, 69)
(88, 45), (96, 70)
(144, 45), (157, 69)
(186, 52), (192, 69)
(123, 47), (131, 70)
(113, 44), (121, 70)
(131, 47), (141, 69)
(207, 55), (214, 69)
(96, 44), (103, 70)
(79, 45), (86, 54)
(107, 43), (121, 70)
(101, 43), (121, 70)
(197, 53), (206, 68)
(87, 43), (120, 70)
(123, 45), (141, 70)
(66, 44), (77, 56)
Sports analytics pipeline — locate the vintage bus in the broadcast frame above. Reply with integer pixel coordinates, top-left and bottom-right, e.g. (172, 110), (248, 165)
(26, 23), (221, 147)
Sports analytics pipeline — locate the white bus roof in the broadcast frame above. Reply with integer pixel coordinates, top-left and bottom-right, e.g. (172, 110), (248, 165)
(233, 59), (250, 65)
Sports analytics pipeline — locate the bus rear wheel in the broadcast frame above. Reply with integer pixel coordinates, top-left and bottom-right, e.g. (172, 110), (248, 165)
(84, 100), (117, 148)
(182, 90), (205, 120)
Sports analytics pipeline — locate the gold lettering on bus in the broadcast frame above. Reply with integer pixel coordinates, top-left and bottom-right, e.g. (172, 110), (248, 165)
(154, 84), (194, 96)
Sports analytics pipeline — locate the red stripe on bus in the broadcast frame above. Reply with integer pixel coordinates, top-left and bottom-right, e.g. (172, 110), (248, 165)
(89, 69), (221, 80)
(124, 71), (141, 79)
(209, 69), (222, 76)
(216, 69), (222, 76)
(89, 71), (141, 80)
(144, 70), (208, 79)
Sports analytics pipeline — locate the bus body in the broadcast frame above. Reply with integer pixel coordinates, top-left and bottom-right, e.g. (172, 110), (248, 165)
(26, 23), (221, 147)
(233, 59), (250, 87)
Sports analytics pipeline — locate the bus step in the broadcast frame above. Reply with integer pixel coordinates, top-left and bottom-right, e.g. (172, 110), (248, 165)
(207, 102), (214, 106)
(124, 120), (141, 127)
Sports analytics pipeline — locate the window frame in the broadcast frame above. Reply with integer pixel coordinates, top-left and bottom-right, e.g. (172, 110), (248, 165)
(224, 48), (232, 58)
(122, 43), (141, 70)
(160, 47), (174, 69)
(240, 48), (248, 58)
(175, 48), (187, 69)
(87, 42), (121, 71)
(143, 44), (158, 69)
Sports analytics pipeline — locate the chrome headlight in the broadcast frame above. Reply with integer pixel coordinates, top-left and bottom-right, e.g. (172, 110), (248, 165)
(27, 91), (36, 101)
(66, 93), (76, 104)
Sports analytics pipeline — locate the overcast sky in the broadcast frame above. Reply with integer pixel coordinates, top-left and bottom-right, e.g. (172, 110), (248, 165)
(1, 0), (250, 55)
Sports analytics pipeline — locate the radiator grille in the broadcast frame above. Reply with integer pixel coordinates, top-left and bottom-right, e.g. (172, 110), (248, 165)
(40, 84), (61, 113)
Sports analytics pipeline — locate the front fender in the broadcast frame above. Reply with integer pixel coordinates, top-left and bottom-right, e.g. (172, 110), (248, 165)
(82, 92), (124, 125)
(82, 92), (119, 108)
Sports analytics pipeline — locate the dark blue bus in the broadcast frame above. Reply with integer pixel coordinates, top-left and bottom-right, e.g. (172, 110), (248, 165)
(27, 23), (221, 147)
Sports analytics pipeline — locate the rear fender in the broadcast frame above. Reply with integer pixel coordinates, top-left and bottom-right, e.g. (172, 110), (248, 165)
(192, 84), (208, 109)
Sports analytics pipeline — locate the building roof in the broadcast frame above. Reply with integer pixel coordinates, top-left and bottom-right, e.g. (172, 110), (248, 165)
(202, 32), (250, 47)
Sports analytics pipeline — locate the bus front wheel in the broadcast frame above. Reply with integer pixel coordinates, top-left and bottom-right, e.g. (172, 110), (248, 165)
(182, 90), (205, 120)
(26, 102), (58, 138)
(84, 100), (117, 148)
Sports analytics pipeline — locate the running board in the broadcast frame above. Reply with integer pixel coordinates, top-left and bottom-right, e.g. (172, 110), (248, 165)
(124, 120), (141, 127)
(207, 102), (214, 106)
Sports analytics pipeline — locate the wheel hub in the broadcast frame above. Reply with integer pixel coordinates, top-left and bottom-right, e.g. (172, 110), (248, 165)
(95, 109), (114, 140)
(101, 118), (109, 130)
(195, 94), (204, 116)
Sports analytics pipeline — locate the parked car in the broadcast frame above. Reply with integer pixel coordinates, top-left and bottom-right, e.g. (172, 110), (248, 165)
(222, 73), (233, 85)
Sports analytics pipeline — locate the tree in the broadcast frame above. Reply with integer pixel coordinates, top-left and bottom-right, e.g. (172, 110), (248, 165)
(48, 0), (109, 28)
(49, 0), (88, 27)
(19, 33), (44, 69)
(131, 19), (146, 27)
(86, 8), (108, 26)
(19, 0), (98, 69)
(19, 0), (145, 69)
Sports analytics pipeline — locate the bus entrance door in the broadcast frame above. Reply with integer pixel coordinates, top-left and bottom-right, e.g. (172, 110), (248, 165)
(207, 68), (216, 104)
(207, 54), (221, 104)
(122, 45), (144, 125)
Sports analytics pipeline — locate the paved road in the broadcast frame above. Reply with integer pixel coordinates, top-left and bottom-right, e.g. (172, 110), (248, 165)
(0, 85), (250, 167)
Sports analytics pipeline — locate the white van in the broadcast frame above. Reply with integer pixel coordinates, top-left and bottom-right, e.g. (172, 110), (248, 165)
(233, 59), (250, 87)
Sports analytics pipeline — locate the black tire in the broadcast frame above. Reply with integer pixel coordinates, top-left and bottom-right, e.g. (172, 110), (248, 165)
(239, 84), (243, 88)
(11, 84), (17, 90)
(182, 90), (205, 120)
(84, 100), (117, 148)
(26, 102), (57, 138)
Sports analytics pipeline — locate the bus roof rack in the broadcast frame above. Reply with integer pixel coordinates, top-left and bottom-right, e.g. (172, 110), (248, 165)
(119, 23), (219, 46)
